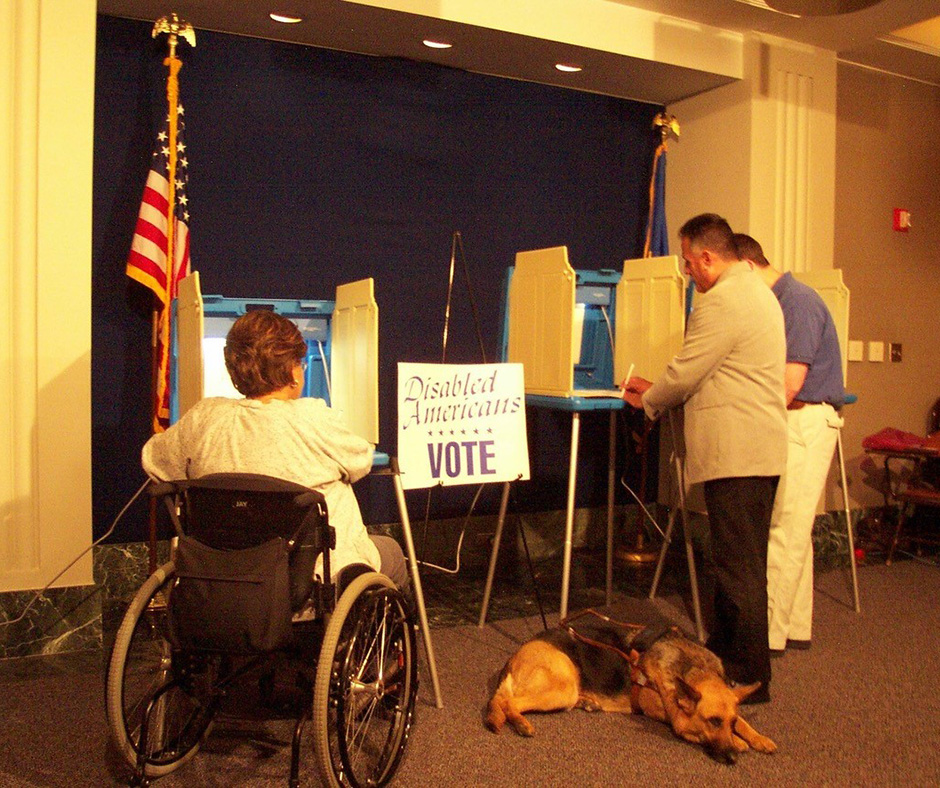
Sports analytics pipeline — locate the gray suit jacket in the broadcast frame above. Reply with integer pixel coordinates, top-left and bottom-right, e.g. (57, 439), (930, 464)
(642, 261), (787, 485)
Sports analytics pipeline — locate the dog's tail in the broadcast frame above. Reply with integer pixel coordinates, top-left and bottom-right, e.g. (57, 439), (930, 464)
(484, 691), (508, 733)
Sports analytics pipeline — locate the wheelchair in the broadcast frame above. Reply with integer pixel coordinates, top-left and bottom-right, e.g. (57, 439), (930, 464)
(105, 473), (418, 787)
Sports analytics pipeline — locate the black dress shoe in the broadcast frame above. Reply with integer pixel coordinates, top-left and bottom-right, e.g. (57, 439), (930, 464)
(786, 639), (811, 650)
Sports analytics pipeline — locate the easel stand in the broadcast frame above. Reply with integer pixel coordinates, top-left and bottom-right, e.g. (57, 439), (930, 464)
(394, 230), (539, 696)
(477, 481), (548, 630)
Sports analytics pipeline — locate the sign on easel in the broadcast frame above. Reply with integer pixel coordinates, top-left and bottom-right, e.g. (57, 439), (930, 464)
(397, 362), (530, 490)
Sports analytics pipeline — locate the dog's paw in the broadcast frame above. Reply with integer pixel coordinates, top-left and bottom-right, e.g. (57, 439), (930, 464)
(513, 721), (535, 737)
(732, 735), (750, 753)
(749, 734), (777, 754)
(576, 698), (602, 713)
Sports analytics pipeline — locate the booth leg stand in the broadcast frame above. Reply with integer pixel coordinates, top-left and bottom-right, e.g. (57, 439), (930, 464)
(649, 508), (676, 600)
(391, 466), (444, 709)
(480, 408), (617, 626)
(835, 424), (861, 613)
(606, 412), (616, 606)
(559, 412), (581, 621)
(478, 481), (512, 628)
(680, 496), (705, 643)
(649, 452), (705, 642)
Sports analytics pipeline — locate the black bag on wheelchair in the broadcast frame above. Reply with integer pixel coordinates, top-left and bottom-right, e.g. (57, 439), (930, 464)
(164, 474), (331, 654)
(170, 533), (294, 653)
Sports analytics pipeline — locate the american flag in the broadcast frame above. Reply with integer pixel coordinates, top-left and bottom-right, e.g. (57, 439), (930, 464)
(126, 102), (192, 430)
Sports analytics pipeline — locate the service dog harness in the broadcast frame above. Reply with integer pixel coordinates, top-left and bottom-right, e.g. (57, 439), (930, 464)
(560, 609), (678, 714)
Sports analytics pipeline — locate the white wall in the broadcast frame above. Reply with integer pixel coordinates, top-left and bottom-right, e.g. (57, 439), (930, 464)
(0, 0), (96, 593)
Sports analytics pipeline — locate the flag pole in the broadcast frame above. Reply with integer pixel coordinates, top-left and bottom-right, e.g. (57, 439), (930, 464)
(147, 13), (195, 571)
(618, 111), (680, 566)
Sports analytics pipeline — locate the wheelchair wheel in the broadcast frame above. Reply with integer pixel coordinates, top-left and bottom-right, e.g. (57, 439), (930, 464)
(312, 572), (418, 787)
(105, 561), (215, 779)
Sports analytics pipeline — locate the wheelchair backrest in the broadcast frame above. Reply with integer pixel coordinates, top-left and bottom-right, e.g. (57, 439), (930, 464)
(153, 474), (334, 651)
(179, 474), (324, 550)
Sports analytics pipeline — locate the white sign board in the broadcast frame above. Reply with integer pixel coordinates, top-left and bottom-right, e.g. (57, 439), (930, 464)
(397, 362), (530, 490)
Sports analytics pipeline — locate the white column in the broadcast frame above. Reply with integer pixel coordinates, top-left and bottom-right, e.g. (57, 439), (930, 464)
(0, 0), (96, 593)
(667, 34), (836, 273)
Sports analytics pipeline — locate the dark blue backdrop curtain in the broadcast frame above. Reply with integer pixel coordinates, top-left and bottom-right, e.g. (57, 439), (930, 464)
(92, 15), (662, 542)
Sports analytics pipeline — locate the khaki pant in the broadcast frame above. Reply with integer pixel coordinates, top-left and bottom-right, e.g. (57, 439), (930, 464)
(767, 403), (839, 649)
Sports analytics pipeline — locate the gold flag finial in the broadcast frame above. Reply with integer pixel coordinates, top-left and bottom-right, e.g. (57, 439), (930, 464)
(152, 12), (196, 56)
(652, 112), (680, 143)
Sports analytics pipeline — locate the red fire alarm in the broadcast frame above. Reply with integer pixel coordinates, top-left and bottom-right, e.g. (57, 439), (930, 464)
(893, 208), (911, 232)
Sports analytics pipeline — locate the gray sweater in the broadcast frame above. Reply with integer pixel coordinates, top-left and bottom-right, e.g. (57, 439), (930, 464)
(142, 396), (380, 577)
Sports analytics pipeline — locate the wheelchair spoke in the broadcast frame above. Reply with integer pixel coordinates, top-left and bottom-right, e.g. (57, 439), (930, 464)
(314, 573), (417, 788)
(106, 564), (216, 780)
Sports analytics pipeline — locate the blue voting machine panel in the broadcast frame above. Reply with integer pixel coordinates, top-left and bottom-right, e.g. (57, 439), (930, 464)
(170, 295), (335, 423)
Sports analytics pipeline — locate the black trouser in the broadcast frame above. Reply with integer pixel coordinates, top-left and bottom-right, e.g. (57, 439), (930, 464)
(703, 475), (779, 691)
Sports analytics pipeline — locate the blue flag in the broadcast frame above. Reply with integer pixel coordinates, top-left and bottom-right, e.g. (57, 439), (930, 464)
(643, 142), (669, 258)
(643, 143), (693, 319)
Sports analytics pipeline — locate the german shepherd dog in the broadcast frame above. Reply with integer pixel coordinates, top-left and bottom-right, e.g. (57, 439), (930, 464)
(485, 623), (776, 763)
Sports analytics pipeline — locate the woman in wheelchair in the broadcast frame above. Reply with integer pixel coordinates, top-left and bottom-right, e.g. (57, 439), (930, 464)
(109, 309), (417, 788)
(142, 308), (408, 590)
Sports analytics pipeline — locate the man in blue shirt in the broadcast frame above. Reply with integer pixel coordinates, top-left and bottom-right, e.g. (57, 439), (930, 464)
(734, 234), (845, 655)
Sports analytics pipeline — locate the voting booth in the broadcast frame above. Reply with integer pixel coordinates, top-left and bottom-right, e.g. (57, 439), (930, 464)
(480, 246), (686, 623)
(171, 272), (379, 444)
(502, 246), (686, 395)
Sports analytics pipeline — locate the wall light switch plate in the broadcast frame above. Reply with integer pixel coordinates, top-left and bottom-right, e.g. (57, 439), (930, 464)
(847, 340), (864, 362)
(869, 341), (885, 362)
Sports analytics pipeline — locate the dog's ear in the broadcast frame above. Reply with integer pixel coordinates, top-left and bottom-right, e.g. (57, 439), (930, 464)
(675, 676), (701, 715)
(731, 681), (762, 703)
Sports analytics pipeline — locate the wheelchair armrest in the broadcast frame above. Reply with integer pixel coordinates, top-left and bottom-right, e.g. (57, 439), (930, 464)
(147, 480), (179, 498)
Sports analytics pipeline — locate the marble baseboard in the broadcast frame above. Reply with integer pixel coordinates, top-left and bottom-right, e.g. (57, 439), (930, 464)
(0, 541), (170, 662)
(0, 583), (102, 660)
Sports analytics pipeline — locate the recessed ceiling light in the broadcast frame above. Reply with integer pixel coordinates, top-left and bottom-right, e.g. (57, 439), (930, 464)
(422, 39), (453, 49)
(270, 13), (303, 24)
(555, 63), (582, 73)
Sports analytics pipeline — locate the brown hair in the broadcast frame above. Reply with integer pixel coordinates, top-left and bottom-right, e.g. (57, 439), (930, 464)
(224, 310), (306, 397)
(733, 233), (770, 268)
(678, 213), (737, 259)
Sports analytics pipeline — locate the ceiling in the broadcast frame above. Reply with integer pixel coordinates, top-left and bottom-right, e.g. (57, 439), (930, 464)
(96, 0), (940, 105)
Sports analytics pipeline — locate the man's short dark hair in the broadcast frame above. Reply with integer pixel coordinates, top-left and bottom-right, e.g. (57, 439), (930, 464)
(733, 233), (770, 268)
(678, 213), (736, 259)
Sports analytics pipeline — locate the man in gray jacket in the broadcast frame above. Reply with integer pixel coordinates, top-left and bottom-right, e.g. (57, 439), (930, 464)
(622, 213), (787, 703)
